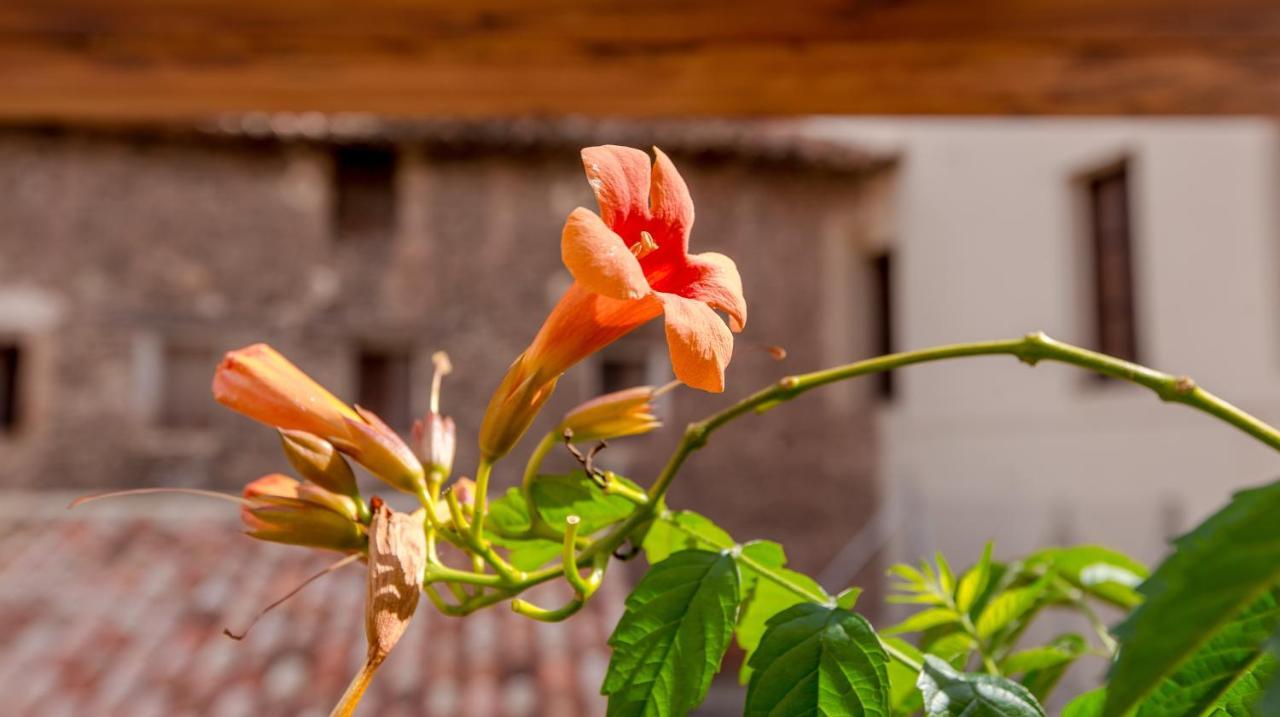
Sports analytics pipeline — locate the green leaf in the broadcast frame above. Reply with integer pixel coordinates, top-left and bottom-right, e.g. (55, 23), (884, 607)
(641, 510), (734, 563)
(1210, 652), (1275, 716)
(885, 637), (926, 716)
(602, 549), (741, 716)
(744, 603), (890, 717)
(484, 473), (644, 570)
(734, 540), (829, 684)
(999, 634), (1088, 675)
(886, 608), (962, 635)
(917, 655), (1046, 717)
(1106, 480), (1280, 717)
(1025, 545), (1148, 609)
(937, 553), (957, 597)
(838, 587), (864, 611)
(975, 576), (1051, 640)
(1062, 688), (1108, 717)
(1262, 630), (1280, 717)
(1018, 634), (1088, 701)
(957, 542), (995, 614)
(531, 471), (641, 531)
(1137, 589), (1280, 717)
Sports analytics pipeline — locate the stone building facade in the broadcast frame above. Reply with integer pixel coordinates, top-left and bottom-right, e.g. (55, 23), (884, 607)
(0, 118), (895, 578)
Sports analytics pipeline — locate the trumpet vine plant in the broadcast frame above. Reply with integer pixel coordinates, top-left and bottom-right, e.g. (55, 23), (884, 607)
(80, 145), (1280, 717)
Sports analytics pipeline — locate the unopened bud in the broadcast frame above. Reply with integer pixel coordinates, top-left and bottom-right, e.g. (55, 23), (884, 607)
(278, 429), (359, 500)
(411, 412), (456, 480)
(240, 474), (365, 553)
(338, 407), (426, 495)
(559, 386), (661, 443)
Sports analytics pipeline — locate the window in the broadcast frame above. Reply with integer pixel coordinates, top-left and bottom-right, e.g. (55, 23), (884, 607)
(333, 145), (397, 241)
(1084, 162), (1139, 363)
(356, 347), (412, 432)
(869, 251), (895, 400)
(600, 355), (649, 395)
(160, 343), (219, 429)
(0, 342), (21, 434)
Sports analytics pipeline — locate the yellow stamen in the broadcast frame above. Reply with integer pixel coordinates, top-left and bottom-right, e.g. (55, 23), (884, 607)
(631, 231), (659, 259)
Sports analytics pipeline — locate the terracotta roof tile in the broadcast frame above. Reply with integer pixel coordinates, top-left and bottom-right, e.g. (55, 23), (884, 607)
(0, 507), (624, 715)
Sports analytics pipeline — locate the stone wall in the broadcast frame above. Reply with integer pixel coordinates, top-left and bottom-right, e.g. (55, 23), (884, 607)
(0, 126), (889, 577)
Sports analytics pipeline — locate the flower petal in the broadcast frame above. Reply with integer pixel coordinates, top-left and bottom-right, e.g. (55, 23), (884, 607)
(581, 145), (651, 232)
(657, 293), (733, 393)
(561, 207), (650, 300)
(678, 251), (747, 331)
(650, 147), (694, 242)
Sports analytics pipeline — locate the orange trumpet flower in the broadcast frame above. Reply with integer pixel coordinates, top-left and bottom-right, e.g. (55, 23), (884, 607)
(480, 145), (746, 460)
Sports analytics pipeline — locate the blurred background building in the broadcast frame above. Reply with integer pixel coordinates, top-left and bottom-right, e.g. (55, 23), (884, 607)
(4, 114), (1279, 714)
(0, 117), (897, 715)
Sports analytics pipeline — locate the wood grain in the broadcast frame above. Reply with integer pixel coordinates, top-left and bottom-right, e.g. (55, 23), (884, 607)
(0, 0), (1276, 119)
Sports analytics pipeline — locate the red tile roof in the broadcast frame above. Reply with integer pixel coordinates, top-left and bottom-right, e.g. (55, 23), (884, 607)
(0, 501), (625, 716)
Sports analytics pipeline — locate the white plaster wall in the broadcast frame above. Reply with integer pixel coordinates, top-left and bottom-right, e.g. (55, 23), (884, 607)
(805, 119), (1280, 571)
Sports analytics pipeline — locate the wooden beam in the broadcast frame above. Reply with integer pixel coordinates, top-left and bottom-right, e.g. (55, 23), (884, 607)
(0, 0), (1277, 120)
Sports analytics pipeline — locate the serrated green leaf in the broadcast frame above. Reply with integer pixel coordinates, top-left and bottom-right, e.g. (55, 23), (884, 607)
(1262, 630), (1280, 717)
(603, 549), (741, 716)
(1018, 634), (1088, 701)
(1025, 545), (1148, 609)
(1062, 688), (1108, 717)
(1137, 589), (1280, 717)
(838, 587), (864, 611)
(745, 603), (890, 717)
(735, 540), (829, 684)
(886, 608), (962, 636)
(924, 630), (978, 664)
(937, 553), (957, 597)
(999, 634), (1088, 675)
(976, 577), (1050, 640)
(890, 564), (928, 586)
(917, 655), (1046, 717)
(641, 510), (734, 564)
(1105, 480), (1280, 717)
(885, 637), (926, 716)
(957, 542), (995, 614)
(532, 470), (640, 530)
(1211, 652), (1275, 717)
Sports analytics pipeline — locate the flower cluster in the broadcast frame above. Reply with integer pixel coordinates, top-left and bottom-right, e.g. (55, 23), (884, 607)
(178, 146), (742, 714)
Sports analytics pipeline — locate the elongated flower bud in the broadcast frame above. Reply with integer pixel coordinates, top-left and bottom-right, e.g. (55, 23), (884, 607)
(339, 407), (426, 495)
(411, 412), (456, 479)
(559, 386), (661, 443)
(240, 474), (365, 553)
(479, 354), (560, 461)
(214, 344), (424, 495)
(279, 429), (360, 500)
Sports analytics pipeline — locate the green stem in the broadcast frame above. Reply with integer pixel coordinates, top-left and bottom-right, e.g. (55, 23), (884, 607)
(519, 432), (559, 537)
(470, 459), (495, 542)
(422, 333), (1280, 632)
(646, 332), (1280, 509)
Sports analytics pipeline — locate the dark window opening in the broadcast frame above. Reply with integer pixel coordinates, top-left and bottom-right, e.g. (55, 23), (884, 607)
(356, 348), (412, 432)
(161, 344), (218, 429)
(870, 251), (895, 400)
(0, 343), (21, 434)
(333, 145), (397, 242)
(600, 355), (648, 395)
(1085, 162), (1139, 365)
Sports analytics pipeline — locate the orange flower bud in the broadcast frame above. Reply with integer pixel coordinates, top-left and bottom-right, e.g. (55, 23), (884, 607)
(240, 474), (365, 552)
(339, 407), (426, 495)
(411, 412), (456, 479)
(213, 344), (360, 441)
(278, 429), (360, 500)
(214, 344), (425, 495)
(559, 386), (661, 443)
(478, 354), (560, 461)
